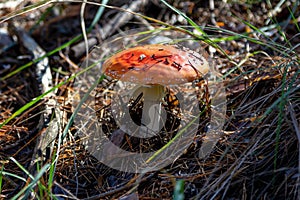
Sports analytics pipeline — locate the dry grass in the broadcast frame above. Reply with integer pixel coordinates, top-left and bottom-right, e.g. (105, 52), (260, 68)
(0, 0), (299, 199)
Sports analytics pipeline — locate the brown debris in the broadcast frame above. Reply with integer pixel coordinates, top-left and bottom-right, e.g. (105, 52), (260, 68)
(0, 0), (299, 199)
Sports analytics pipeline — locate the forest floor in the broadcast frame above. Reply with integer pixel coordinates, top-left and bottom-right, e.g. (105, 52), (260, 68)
(0, 0), (300, 199)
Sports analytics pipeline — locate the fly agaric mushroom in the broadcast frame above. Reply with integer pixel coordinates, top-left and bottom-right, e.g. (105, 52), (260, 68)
(102, 44), (209, 135)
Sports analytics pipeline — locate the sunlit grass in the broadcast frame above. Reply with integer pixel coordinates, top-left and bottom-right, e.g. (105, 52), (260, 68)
(0, 0), (299, 199)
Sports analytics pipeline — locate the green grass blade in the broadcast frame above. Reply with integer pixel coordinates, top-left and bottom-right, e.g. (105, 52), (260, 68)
(10, 157), (34, 180)
(1, 0), (109, 81)
(288, 5), (300, 32)
(159, 0), (230, 59)
(47, 149), (56, 192)
(11, 164), (50, 200)
(0, 166), (3, 194)
(173, 179), (185, 200)
(61, 74), (105, 140)
(146, 108), (206, 163)
(0, 171), (27, 183)
(274, 64), (289, 170)
(257, 67), (300, 123)
(0, 61), (101, 129)
(0, 34), (82, 81)
(160, 0), (206, 36)
(0, 0), (54, 23)
(89, 0), (109, 30)
(10, 157), (55, 199)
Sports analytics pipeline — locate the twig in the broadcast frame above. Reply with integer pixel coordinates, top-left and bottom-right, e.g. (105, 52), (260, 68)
(8, 24), (60, 167)
(70, 0), (149, 58)
(54, 181), (80, 200)
(100, 0), (149, 39)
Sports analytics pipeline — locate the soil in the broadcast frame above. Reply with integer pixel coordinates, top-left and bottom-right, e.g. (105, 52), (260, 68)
(0, 0), (299, 199)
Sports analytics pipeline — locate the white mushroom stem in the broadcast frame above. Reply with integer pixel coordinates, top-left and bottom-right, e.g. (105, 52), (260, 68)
(132, 85), (166, 137)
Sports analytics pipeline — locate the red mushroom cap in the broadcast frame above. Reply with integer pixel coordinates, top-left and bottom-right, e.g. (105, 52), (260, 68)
(102, 44), (209, 85)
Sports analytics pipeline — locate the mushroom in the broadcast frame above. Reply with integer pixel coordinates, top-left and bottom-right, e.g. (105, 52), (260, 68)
(102, 44), (209, 135)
